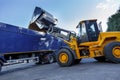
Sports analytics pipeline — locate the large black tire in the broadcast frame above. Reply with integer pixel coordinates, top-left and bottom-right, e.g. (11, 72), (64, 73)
(56, 48), (74, 67)
(94, 56), (106, 62)
(0, 63), (1, 72)
(0, 60), (3, 72)
(47, 54), (55, 64)
(35, 56), (42, 65)
(104, 41), (120, 63)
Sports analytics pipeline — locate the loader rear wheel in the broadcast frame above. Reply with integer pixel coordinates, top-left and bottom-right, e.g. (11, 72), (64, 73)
(56, 48), (74, 67)
(94, 56), (106, 62)
(104, 42), (120, 63)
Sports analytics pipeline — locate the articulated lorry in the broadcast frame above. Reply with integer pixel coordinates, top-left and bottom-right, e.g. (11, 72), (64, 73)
(0, 7), (69, 71)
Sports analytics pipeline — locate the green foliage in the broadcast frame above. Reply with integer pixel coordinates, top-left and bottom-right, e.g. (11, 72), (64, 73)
(107, 8), (120, 31)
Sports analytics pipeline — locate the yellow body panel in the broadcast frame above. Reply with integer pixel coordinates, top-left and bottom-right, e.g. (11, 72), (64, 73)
(65, 32), (120, 59)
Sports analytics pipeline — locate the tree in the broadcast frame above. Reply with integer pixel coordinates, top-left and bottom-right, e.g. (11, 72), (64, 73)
(107, 7), (120, 31)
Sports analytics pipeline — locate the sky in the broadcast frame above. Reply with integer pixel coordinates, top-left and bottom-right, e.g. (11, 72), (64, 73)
(0, 0), (120, 32)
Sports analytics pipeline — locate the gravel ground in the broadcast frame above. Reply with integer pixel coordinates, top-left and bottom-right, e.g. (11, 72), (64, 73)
(0, 58), (120, 80)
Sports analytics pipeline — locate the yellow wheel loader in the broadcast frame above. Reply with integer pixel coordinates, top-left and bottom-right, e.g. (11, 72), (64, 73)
(56, 19), (120, 67)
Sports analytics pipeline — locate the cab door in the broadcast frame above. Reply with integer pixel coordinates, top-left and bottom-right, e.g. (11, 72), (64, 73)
(77, 20), (100, 43)
(85, 21), (100, 42)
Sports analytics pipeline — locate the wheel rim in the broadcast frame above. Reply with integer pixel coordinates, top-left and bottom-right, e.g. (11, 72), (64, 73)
(59, 53), (68, 63)
(112, 46), (120, 58)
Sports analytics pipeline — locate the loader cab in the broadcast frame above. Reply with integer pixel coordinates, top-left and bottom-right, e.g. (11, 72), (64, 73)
(77, 19), (100, 42)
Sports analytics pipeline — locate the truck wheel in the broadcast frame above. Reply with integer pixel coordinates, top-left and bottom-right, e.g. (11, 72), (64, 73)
(0, 63), (2, 72)
(56, 48), (74, 67)
(35, 61), (42, 65)
(35, 57), (42, 65)
(74, 59), (82, 64)
(47, 54), (55, 64)
(104, 41), (120, 63)
(94, 56), (106, 62)
(0, 60), (3, 72)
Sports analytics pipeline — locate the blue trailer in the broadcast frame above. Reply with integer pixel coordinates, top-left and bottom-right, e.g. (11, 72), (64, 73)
(0, 7), (72, 72)
(0, 22), (67, 71)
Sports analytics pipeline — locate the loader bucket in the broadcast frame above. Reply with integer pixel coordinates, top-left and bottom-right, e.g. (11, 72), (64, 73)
(28, 7), (57, 32)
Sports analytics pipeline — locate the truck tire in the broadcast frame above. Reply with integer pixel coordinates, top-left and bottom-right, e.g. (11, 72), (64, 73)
(104, 41), (120, 63)
(56, 48), (74, 67)
(0, 63), (1, 72)
(47, 54), (55, 64)
(94, 56), (106, 62)
(0, 60), (3, 72)
(35, 57), (42, 65)
(35, 61), (42, 65)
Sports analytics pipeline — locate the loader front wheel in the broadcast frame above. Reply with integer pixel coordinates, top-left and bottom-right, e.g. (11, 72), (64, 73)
(56, 48), (74, 67)
(104, 42), (120, 63)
